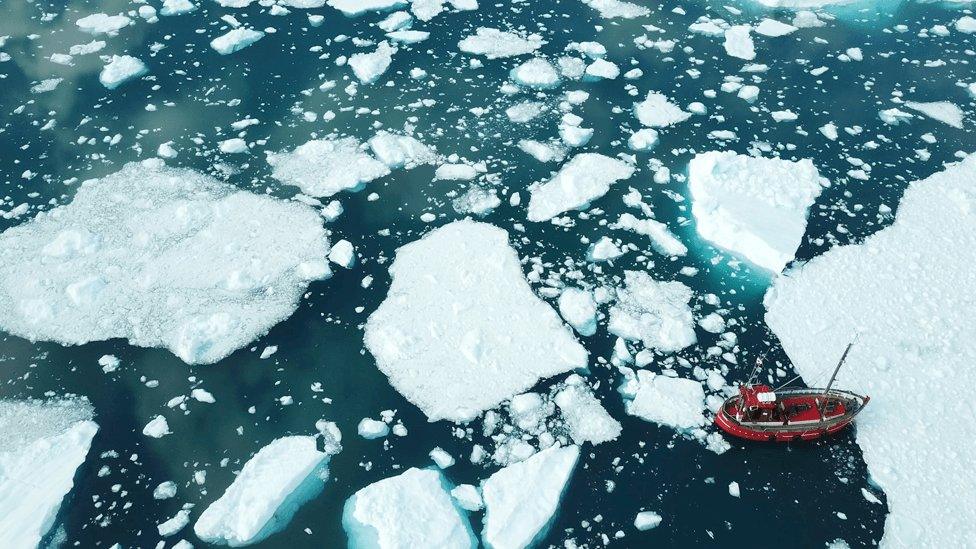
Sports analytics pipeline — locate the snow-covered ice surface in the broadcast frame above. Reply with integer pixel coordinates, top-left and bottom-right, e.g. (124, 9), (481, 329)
(343, 467), (476, 548)
(688, 151), (826, 273)
(608, 271), (696, 352)
(0, 399), (98, 549)
(267, 137), (391, 197)
(195, 432), (341, 546)
(482, 445), (580, 549)
(0, 160), (331, 364)
(365, 220), (587, 422)
(621, 370), (705, 430)
(765, 155), (976, 548)
(527, 153), (634, 222)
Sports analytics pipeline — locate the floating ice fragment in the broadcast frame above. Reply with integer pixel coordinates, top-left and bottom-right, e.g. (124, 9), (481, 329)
(558, 288), (598, 336)
(622, 370), (705, 430)
(634, 511), (662, 531)
(458, 28), (544, 59)
(634, 92), (691, 128)
(143, 415), (171, 438)
(328, 0), (408, 16)
(349, 41), (396, 84)
(904, 101), (964, 129)
(581, 0), (650, 18)
(364, 221), (587, 422)
(724, 25), (755, 60)
(527, 154), (634, 222)
(510, 58), (561, 89)
(609, 271), (696, 352)
(99, 55), (147, 89)
(210, 28), (265, 55)
(76, 13), (131, 35)
(688, 151), (826, 272)
(267, 137), (390, 198)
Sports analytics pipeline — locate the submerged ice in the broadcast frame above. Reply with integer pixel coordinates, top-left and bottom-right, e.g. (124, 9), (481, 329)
(0, 160), (331, 364)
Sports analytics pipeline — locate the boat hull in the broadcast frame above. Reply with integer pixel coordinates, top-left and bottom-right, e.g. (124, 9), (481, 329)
(715, 388), (869, 442)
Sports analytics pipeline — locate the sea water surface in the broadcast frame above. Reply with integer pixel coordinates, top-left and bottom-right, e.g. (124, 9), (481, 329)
(1, 0), (973, 546)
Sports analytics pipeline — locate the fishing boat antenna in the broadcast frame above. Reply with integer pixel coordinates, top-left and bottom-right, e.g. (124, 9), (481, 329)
(746, 353), (765, 386)
(822, 336), (858, 397)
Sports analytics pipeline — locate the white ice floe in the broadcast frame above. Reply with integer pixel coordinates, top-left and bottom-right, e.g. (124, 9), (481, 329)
(482, 445), (580, 549)
(621, 370), (705, 430)
(458, 27), (544, 59)
(527, 153), (635, 222)
(634, 91), (691, 128)
(329, 239), (356, 269)
(219, 138), (248, 154)
(688, 151), (826, 273)
(195, 432), (341, 546)
(627, 128), (659, 151)
(510, 58), (561, 89)
(357, 418), (390, 439)
(558, 288), (598, 336)
(581, 0), (650, 18)
(364, 220), (588, 422)
(724, 25), (755, 61)
(343, 467), (475, 548)
(584, 58), (619, 80)
(160, 0), (197, 16)
(0, 399), (98, 549)
(76, 13), (131, 35)
(554, 375), (622, 444)
(267, 137), (390, 198)
(608, 271), (696, 353)
(0, 160), (331, 365)
(904, 101), (964, 129)
(506, 101), (545, 123)
(99, 55), (147, 89)
(210, 28), (265, 55)
(434, 163), (479, 181)
(143, 415), (171, 438)
(349, 41), (397, 84)
(451, 484), (484, 511)
(328, 0), (407, 15)
(611, 213), (687, 257)
(754, 18), (797, 37)
(368, 131), (436, 169)
(634, 511), (662, 530)
(765, 155), (976, 549)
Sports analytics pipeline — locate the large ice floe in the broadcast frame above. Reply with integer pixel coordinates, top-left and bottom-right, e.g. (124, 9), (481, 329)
(195, 429), (342, 546)
(527, 153), (635, 222)
(457, 27), (544, 59)
(688, 151), (826, 273)
(481, 445), (580, 549)
(343, 467), (476, 548)
(0, 398), (98, 548)
(608, 271), (697, 352)
(364, 220), (588, 422)
(267, 137), (391, 198)
(0, 160), (331, 364)
(765, 155), (976, 548)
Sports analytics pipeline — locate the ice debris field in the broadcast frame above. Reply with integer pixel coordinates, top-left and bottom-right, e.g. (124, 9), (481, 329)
(0, 0), (974, 547)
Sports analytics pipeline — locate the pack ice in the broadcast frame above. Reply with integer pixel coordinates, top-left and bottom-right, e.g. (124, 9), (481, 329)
(343, 467), (476, 548)
(0, 399), (98, 548)
(481, 445), (580, 549)
(195, 431), (341, 546)
(0, 160), (331, 365)
(527, 153), (635, 222)
(765, 155), (976, 548)
(688, 151), (826, 273)
(364, 220), (588, 422)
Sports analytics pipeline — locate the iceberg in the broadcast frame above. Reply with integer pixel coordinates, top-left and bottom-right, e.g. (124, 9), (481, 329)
(99, 55), (147, 89)
(267, 137), (391, 198)
(621, 370), (706, 430)
(364, 220), (588, 422)
(764, 155), (976, 549)
(608, 271), (697, 353)
(688, 151), (826, 273)
(343, 467), (476, 548)
(527, 153), (635, 222)
(0, 399), (98, 549)
(458, 28), (544, 59)
(481, 445), (580, 549)
(195, 432), (341, 546)
(0, 160), (331, 365)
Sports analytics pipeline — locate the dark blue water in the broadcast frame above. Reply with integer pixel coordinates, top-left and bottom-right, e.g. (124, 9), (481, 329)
(2, 0), (973, 546)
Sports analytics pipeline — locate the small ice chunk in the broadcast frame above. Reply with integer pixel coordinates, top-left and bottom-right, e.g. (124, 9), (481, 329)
(510, 58), (561, 89)
(609, 271), (696, 352)
(357, 418), (390, 439)
(160, 0), (197, 16)
(99, 55), (147, 89)
(349, 41), (396, 84)
(634, 92), (691, 128)
(554, 375), (622, 444)
(724, 25), (755, 60)
(527, 154), (635, 222)
(482, 445), (580, 549)
(76, 13), (131, 35)
(754, 19), (796, 37)
(622, 370), (705, 430)
(327, 0), (407, 16)
(451, 484), (484, 511)
(634, 511), (662, 531)
(368, 131), (436, 169)
(558, 288), (597, 336)
(194, 433), (341, 546)
(154, 481), (178, 500)
(458, 27), (543, 59)
(728, 481), (741, 498)
(267, 137), (390, 198)
(627, 128), (659, 151)
(210, 28), (265, 55)
(158, 510), (191, 537)
(143, 415), (171, 438)
(328, 239), (356, 268)
(904, 101), (964, 129)
(364, 221), (587, 422)
(343, 468), (475, 548)
(430, 447), (456, 469)
(688, 151), (826, 272)
(581, 0), (650, 19)
(219, 138), (248, 154)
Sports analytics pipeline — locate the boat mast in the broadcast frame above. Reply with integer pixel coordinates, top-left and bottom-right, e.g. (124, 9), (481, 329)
(746, 354), (765, 386)
(823, 340), (856, 396)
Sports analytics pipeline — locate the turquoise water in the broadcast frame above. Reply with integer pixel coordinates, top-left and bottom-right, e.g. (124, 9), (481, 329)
(1, 0), (973, 546)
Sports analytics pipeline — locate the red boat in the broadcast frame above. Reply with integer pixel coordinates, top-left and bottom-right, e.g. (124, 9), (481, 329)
(715, 342), (870, 442)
